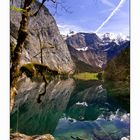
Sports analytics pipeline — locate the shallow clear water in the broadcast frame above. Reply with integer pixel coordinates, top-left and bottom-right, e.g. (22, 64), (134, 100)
(10, 78), (130, 140)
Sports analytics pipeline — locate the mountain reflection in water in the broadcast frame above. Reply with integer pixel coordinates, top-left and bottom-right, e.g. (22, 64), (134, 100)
(10, 77), (130, 140)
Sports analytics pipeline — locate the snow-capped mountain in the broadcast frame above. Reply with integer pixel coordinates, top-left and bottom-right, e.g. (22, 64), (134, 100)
(98, 33), (130, 45)
(66, 32), (130, 72)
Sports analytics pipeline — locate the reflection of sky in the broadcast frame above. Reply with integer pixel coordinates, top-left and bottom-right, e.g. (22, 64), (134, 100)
(44, 0), (129, 35)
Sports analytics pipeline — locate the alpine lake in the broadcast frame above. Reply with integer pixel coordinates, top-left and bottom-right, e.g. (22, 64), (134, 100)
(10, 74), (130, 140)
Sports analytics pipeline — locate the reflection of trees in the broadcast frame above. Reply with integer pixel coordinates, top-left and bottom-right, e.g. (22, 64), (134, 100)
(11, 79), (130, 135)
(65, 81), (129, 121)
(65, 81), (107, 121)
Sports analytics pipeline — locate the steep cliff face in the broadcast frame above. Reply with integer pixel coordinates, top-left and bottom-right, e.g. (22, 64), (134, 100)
(66, 33), (107, 72)
(10, 0), (75, 74)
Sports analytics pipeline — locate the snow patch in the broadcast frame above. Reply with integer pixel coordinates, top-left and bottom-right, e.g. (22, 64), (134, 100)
(75, 47), (88, 51)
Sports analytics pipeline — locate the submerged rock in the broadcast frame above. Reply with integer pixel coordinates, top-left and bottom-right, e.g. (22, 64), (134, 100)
(54, 117), (130, 140)
(10, 132), (55, 140)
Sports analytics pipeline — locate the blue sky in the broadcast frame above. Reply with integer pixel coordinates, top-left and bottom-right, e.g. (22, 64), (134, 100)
(46, 0), (129, 35)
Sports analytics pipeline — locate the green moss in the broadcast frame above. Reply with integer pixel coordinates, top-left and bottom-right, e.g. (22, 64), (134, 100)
(10, 128), (14, 133)
(33, 63), (59, 76)
(20, 63), (36, 78)
(20, 62), (59, 78)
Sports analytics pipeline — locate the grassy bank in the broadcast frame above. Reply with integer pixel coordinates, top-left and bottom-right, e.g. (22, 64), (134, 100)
(73, 72), (98, 80)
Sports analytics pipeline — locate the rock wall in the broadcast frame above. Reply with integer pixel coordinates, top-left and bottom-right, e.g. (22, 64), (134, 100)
(10, 0), (75, 74)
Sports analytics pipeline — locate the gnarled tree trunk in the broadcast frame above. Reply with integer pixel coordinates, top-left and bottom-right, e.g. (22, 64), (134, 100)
(10, 0), (34, 111)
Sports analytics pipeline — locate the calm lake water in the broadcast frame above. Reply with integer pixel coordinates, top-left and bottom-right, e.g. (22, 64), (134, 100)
(10, 78), (130, 140)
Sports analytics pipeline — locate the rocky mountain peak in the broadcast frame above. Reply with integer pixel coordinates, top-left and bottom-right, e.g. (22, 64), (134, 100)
(65, 32), (130, 72)
(66, 32), (103, 51)
(98, 32), (130, 45)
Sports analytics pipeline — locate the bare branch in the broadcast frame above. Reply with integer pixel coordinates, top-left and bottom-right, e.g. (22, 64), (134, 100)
(31, 0), (56, 17)
(47, 0), (72, 16)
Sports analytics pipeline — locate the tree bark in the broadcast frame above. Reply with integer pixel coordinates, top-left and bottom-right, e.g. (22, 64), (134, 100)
(10, 0), (34, 111)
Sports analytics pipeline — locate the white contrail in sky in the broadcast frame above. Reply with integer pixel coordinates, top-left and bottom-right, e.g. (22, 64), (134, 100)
(95, 0), (126, 33)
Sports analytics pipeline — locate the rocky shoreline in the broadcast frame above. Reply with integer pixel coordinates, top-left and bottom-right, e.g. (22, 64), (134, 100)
(10, 132), (55, 140)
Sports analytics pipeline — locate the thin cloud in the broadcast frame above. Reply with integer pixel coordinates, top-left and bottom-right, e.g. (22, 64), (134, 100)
(95, 0), (126, 33)
(99, 8), (114, 14)
(57, 24), (82, 35)
(57, 23), (92, 35)
(100, 0), (115, 7)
